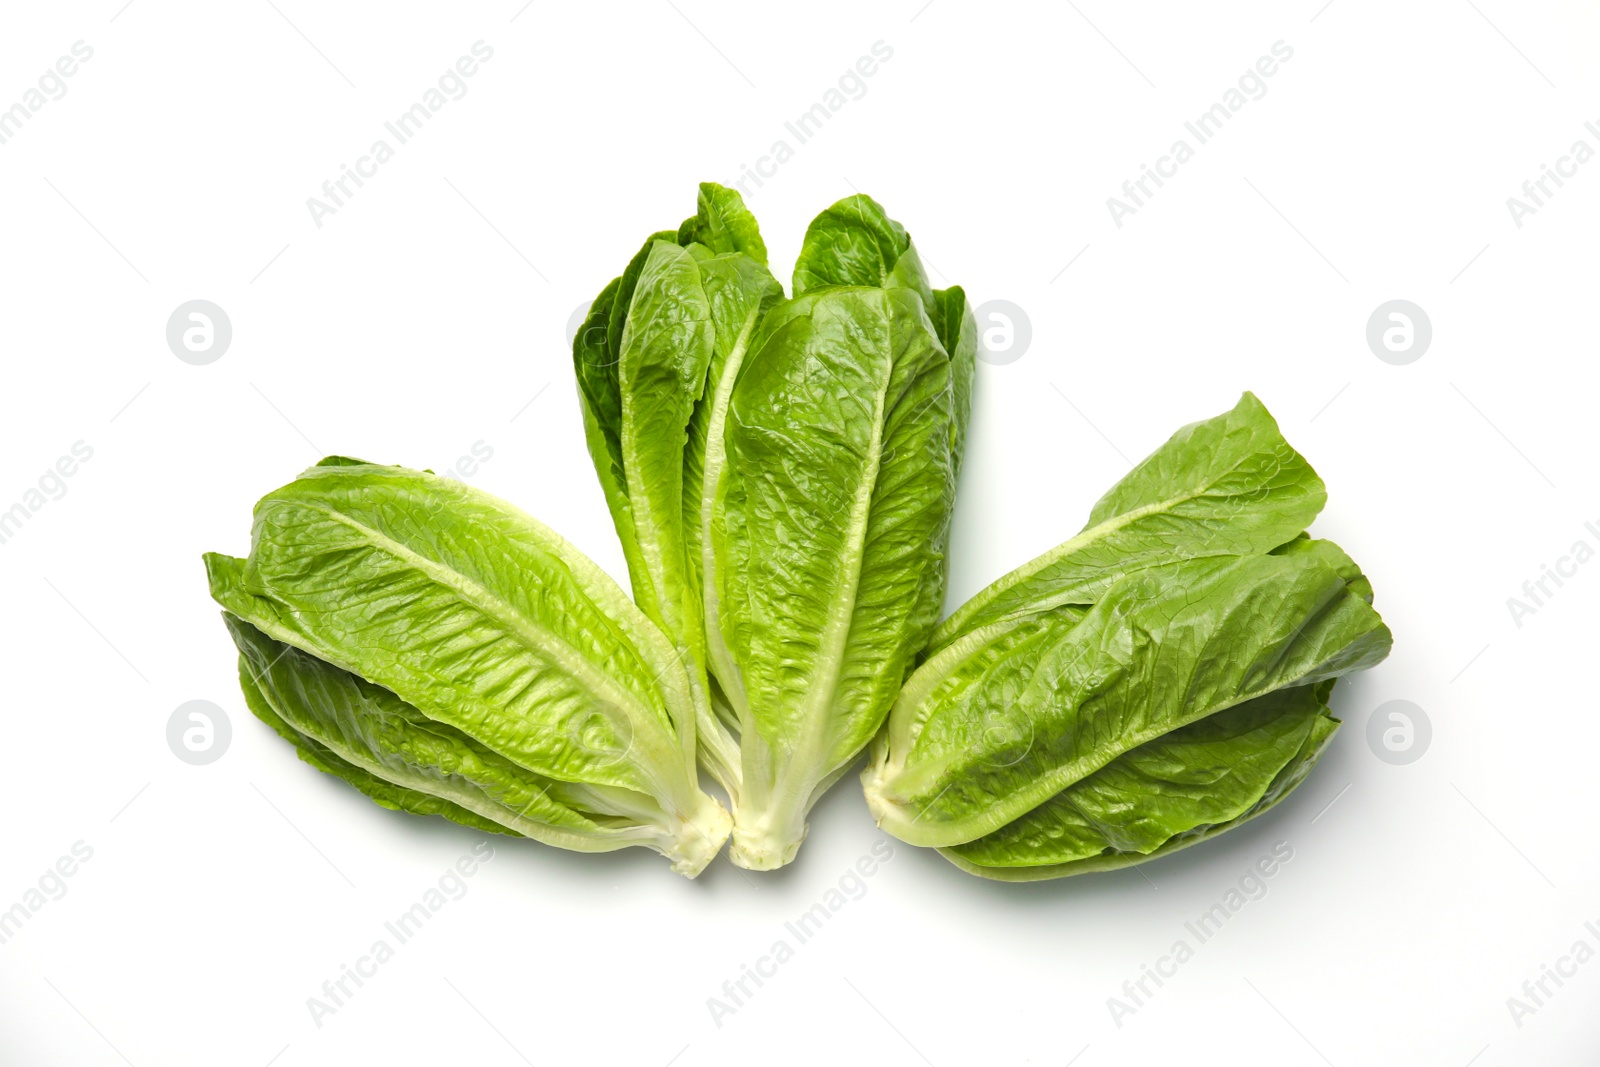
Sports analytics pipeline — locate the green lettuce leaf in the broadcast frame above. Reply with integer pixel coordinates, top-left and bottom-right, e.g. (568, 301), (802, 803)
(715, 283), (959, 867)
(792, 193), (935, 306)
(230, 614), (670, 846)
(928, 392), (1325, 655)
(676, 181), (768, 262)
(791, 194), (976, 475)
(572, 183), (781, 800)
(929, 285), (977, 472)
(940, 683), (1340, 879)
(864, 550), (1390, 848)
(235, 631), (520, 838)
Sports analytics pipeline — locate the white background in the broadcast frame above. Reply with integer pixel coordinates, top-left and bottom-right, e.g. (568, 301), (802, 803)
(1, 2), (1596, 1064)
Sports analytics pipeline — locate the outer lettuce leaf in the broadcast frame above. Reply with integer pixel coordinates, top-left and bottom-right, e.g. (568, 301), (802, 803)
(791, 195), (976, 473)
(864, 551), (1391, 848)
(928, 392), (1325, 655)
(612, 240), (715, 635)
(235, 634), (519, 838)
(716, 284), (958, 867)
(573, 233), (677, 603)
(930, 285), (977, 472)
(792, 193), (934, 306)
(1272, 532), (1374, 603)
(205, 460), (731, 876)
(941, 683), (1339, 879)
(230, 614), (665, 847)
(891, 395), (1338, 807)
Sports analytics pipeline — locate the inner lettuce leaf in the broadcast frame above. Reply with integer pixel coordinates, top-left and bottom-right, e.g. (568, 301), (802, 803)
(714, 282), (960, 868)
(229, 615), (667, 846)
(572, 183), (782, 801)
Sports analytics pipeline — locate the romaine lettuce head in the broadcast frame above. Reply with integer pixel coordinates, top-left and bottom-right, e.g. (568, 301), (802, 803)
(863, 396), (1392, 879)
(573, 188), (974, 869)
(205, 458), (731, 877)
